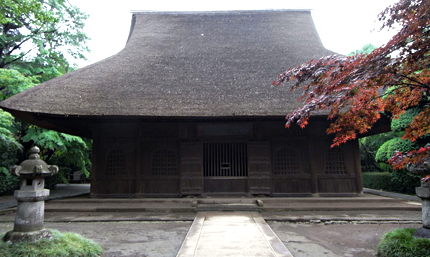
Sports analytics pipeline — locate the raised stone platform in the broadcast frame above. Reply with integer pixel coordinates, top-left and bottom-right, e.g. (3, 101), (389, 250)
(37, 194), (421, 213)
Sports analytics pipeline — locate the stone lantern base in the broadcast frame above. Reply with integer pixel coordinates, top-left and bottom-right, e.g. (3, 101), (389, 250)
(3, 229), (52, 243)
(2, 188), (51, 243)
(414, 228), (430, 238)
(415, 185), (430, 238)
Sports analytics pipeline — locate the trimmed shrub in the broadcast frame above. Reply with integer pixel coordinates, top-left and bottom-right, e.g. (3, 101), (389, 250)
(377, 228), (430, 257)
(362, 172), (392, 191)
(375, 137), (417, 163)
(362, 171), (420, 195)
(391, 108), (420, 132)
(389, 169), (420, 195)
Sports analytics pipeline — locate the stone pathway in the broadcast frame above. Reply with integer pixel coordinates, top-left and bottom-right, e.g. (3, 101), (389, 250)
(0, 184), (90, 210)
(176, 212), (293, 257)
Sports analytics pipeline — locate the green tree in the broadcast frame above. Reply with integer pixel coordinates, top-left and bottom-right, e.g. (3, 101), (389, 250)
(352, 43), (395, 172)
(348, 43), (377, 56)
(274, 0), (429, 169)
(0, 68), (36, 100)
(0, 109), (21, 195)
(0, 0), (91, 194)
(360, 132), (397, 172)
(21, 126), (92, 186)
(0, 0), (90, 82)
(0, 68), (34, 176)
(0, 68), (92, 192)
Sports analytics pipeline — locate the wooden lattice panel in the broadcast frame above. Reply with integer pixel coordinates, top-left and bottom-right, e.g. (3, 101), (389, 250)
(203, 142), (248, 177)
(273, 148), (300, 175)
(151, 150), (178, 176)
(325, 148), (347, 175)
(106, 149), (127, 176)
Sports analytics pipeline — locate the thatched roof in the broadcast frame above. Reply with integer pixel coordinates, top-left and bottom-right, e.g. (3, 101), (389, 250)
(1, 10), (335, 136)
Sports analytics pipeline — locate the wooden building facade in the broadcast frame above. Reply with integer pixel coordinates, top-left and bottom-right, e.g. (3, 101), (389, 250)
(91, 118), (362, 197)
(0, 10), (371, 197)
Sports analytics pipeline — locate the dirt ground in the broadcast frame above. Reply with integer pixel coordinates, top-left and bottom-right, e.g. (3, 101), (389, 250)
(0, 220), (422, 257)
(0, 221), (191, 257)
(269, 221), (422, 257)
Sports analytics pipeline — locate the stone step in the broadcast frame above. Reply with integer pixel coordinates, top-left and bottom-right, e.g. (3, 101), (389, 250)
(39, 195), (421, 213)
(197, 203), (259, 212)
(48, 196), (406, 204)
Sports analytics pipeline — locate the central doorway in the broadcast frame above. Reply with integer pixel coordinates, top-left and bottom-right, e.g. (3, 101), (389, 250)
(203, 142), (248, 194)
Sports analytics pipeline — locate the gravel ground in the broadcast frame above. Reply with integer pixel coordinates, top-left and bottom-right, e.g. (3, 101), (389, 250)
(0, 221), (191, 257)
(269, 221), (422, 257)
(1, 220), (422, 257)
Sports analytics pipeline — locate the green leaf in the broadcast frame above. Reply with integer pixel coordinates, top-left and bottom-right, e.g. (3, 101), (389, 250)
(0, 69), (37, 100)
(0, 0), (90, 82)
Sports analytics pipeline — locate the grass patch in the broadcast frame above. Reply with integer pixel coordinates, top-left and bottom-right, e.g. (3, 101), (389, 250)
(377, 228), (430, 257)
(0, 230), (103, 257)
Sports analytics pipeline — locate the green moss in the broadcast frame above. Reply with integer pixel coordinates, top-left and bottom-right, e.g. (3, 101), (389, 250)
(0, 230), (103, 257)
(377, 228), (430, 257)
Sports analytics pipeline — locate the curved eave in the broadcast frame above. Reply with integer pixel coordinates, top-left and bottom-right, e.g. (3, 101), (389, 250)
(2, 108), (95, 138)
(3, 107), (306, 139)
(6, 105), (390, 141)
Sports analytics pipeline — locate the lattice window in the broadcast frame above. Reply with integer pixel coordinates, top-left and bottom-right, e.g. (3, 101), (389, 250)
(325, 148), (347, 175)
(106, 149), (127, 176)
(151, 150), (178, 176)
(203, 142), (248, 177)
(273, 148), (300, 175)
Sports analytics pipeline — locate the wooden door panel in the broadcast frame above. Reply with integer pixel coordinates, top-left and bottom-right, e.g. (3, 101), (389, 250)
(248, 141), (271, 195)
(180, 142), (203, 195)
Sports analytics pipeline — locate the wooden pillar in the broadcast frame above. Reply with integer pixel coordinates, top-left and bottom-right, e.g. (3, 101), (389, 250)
(90, 124), (101, 197)
(352, 140), (364, 195)
(308, 137), (319, 196)
(134, 126), (142, 196)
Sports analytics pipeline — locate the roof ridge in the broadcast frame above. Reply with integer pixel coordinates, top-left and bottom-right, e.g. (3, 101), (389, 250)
(130, 9), (312, 15)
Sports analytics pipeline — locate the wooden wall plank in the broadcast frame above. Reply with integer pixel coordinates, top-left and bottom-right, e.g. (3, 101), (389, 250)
(180, 142), (203, 195)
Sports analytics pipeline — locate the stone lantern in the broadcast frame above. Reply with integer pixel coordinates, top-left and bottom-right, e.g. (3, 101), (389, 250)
(3, 146), (58, 243)
(407, 149), (430, 238)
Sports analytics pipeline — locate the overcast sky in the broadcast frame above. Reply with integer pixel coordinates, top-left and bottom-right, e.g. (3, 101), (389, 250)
(70, 0), (400, 68)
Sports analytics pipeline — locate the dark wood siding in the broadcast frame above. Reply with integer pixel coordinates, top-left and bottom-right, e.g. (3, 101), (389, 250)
(180, 142), (203, 196)
(271, 140), (312, 196)
(317, 142), (360, 196)
(89, 119), (363, 197)
(139, 139), (180, 196)
(91, 123), (139, 197)
(248, 141), (271, 195)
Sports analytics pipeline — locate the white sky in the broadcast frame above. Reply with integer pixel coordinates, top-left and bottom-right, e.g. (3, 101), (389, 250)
(69, 0), (400, 68)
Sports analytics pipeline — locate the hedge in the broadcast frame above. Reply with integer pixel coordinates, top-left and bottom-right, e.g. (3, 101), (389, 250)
(362, 171), (420, 195)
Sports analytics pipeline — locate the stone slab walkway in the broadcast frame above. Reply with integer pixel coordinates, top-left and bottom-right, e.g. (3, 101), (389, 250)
(176, 212), (293, 257)
(0, 184), (90, 210)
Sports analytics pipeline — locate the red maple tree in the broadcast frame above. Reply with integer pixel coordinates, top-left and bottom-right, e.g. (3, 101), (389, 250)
(273, 0), (429, 170)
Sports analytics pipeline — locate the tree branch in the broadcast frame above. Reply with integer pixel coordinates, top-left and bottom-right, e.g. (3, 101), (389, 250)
(398, 74), (430, 89)
(2, 47), (36, 67)
(5, 36), (33, 56)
